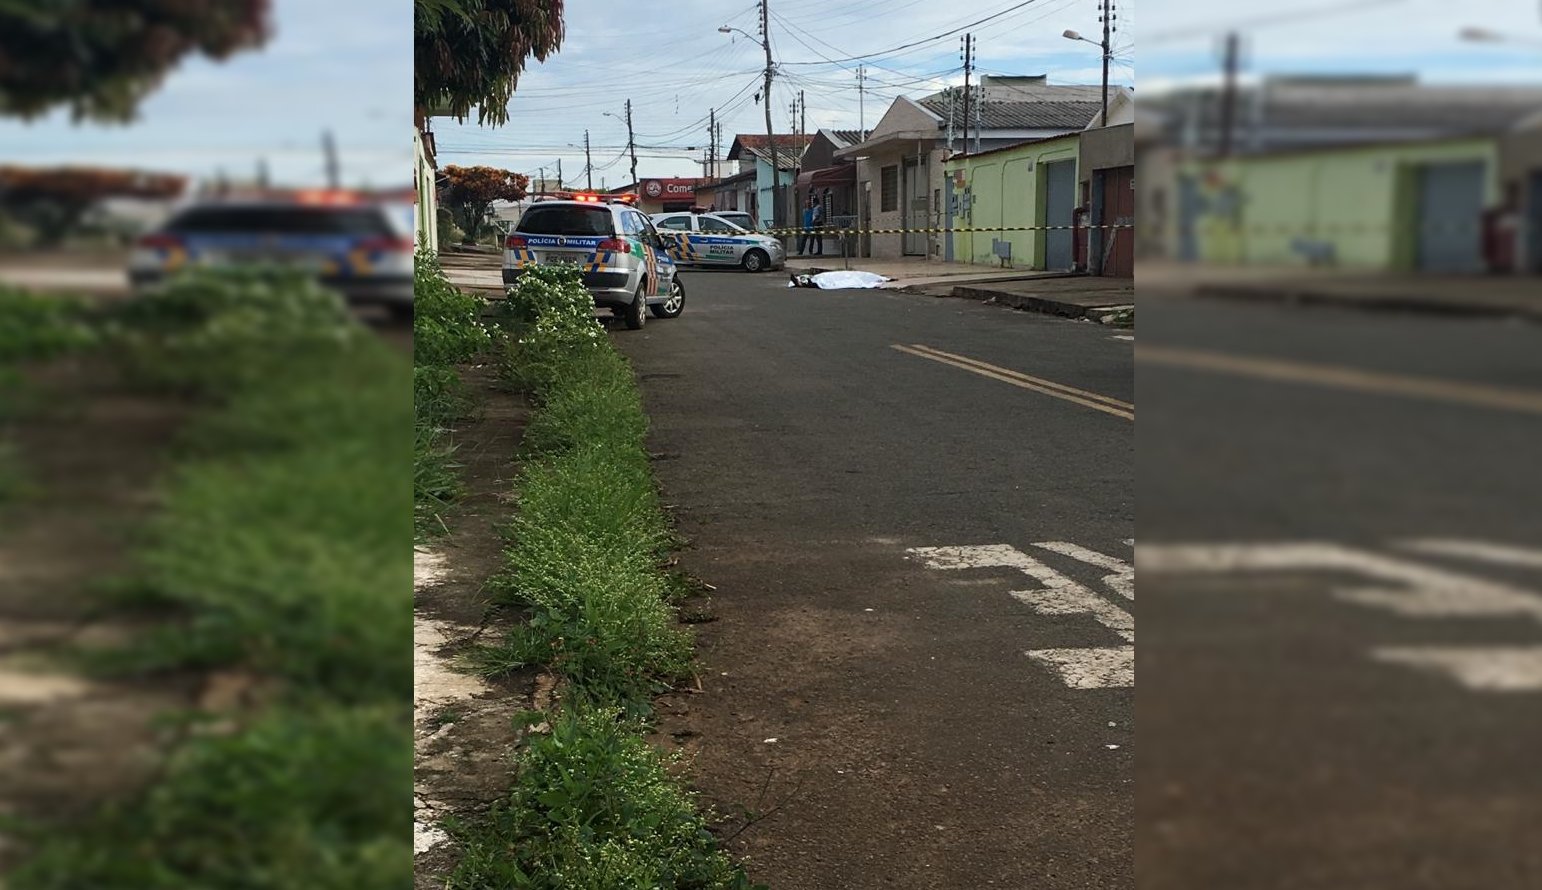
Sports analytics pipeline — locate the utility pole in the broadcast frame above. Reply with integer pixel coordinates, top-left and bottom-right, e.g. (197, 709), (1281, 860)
(1218, 31), (1240, 157)
(759, 0), (782, 231)
(256, 157), (270, 190)
(322, 129), (340, 188)
(583, 129), (593, 190)
(857, 66), (867, 139)
(624, 99), (638, 189)
(946, 87), (957, 154)
(974, 89), (983, 154)
(708, 108), (717, 179)
(557, 158), (563, 189)
(538, 165), (546, 194)
(1099, 0), (1115, 128)
(800, 89), (806, 136)
(960, 34), (973, 156)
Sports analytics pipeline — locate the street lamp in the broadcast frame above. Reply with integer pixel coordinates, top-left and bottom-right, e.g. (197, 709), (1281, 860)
(720, 17), (784, 232)
(1063, 27), (1111, 128)
(1459, 25), (1542, 47)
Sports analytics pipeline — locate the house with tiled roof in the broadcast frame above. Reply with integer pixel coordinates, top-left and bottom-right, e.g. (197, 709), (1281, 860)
(834, 75), (1120, 260)
(726, 133), (813, 229)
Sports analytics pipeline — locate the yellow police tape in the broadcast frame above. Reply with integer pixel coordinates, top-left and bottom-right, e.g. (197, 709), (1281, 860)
(756, 223), (1136, 236)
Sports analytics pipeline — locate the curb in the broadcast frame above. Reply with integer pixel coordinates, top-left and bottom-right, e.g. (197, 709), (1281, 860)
(1193, 284), (1542, 323)
(943, 283), (1135, 325)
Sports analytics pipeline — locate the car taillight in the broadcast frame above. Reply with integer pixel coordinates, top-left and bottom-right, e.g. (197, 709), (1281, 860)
(357, 236), (415, 253)
(506, 235), (527, 249)
(136, 233), (182, 250)
(598, 238), (628, 252)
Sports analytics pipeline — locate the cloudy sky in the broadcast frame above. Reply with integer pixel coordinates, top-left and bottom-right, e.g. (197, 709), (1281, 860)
(0, 0), (410, 188)
(1141, 0), (1542, 92)
(437, 0), (1542, 185)
(2, 0), (1535, 189)
(434, 0), (1139, 184)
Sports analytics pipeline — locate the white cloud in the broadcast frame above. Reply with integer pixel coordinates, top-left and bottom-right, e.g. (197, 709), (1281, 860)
(1142, 0), (1542, 84)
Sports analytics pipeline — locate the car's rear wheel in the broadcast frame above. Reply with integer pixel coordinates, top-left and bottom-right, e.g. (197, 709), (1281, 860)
(742, 248), (769, 273)
(650, 277), (685, 318)
(624, 284), (647, 330)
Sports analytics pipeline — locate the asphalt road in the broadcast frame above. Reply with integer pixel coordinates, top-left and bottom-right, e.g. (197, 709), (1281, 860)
(1139, 291), (1542, 889)
(615, 270), (1134, 888)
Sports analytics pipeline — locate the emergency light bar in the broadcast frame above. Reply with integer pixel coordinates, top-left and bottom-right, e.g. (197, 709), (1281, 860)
(549, 191), (637, 205)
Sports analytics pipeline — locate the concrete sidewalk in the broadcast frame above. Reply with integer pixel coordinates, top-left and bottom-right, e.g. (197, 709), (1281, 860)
(893, 269), (1134, 323)
(1141, 260), (1542, 322)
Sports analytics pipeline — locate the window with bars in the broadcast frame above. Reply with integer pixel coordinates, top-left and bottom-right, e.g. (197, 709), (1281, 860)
(880, 165), (899, 213)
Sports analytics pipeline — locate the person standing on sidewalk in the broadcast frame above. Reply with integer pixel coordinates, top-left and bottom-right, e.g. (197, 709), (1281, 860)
(798, 198), (814, 256)
(809, 196), (825, 256)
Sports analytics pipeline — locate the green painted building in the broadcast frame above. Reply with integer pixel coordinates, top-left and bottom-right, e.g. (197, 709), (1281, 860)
(944, 134), (1080, 272)
(1175, 136), (1500, 273)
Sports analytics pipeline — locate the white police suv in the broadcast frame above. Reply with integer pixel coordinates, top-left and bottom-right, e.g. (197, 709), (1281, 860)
(504, 193), (684, 330)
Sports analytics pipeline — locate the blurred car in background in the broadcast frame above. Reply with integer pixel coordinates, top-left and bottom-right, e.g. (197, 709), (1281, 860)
(710, 210), (756, 231)
(127, 192), (415, 315)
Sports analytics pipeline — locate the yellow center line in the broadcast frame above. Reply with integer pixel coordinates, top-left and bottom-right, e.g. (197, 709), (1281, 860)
(893, 344), (1134, 421)
(1138, 344), (1542, 416)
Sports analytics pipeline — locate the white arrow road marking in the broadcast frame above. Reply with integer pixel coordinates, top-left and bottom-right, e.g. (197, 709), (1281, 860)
(1372, 646), (1542, 692)
(909, 544), (1133, 687)
(1137, 542), (1542, 622)
(1398, 539), (1542, 570)
(1033, 541), (1134, 600)
(1027, 647), (1134, 689)
(1139, 541), (1542, 693)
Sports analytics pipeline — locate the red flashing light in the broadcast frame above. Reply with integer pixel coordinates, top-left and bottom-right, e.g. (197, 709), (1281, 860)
(295, 188), (359, 206)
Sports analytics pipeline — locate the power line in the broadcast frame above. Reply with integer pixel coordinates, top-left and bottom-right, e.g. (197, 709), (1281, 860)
(1145, 0), (1412, 45)
(778, 0), (1048, 65)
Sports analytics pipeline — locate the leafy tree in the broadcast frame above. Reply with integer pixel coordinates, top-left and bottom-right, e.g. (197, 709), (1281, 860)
(0, 165), (186, 246)
(415, 0), (565, 126)
(0, 0), (272, 122)
(439, 165), (527, 244)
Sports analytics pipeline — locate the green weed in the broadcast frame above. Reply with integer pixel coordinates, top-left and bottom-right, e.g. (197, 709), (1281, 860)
(9, 271), (412, 887)
(414, 254), (492, 536)
(8, 705), (411, 890)
(448, 705), (761, 890)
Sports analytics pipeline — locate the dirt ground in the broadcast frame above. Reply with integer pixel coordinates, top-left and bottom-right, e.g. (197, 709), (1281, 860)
(412, 362), (556, 889)
(0, 357), (201, 872)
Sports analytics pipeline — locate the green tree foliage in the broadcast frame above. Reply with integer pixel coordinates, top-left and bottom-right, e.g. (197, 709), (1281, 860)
(439, 164), (528, 244)
(415, 0), (565, 126)
(0, 165), (186, 246)
(0, 0), (271, 122)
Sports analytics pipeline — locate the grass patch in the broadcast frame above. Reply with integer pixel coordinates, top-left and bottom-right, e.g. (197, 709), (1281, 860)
(449, 705), (758, 890)
(0, 287), (96, 505)
(6, 269), (411, 888)
(447, 264), (756, 888)
(415, 252), (492, 537)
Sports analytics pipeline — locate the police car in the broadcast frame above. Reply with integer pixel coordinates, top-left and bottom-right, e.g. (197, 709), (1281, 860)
(128, 192), (416, 316)
(504, 193), (683, 330)
(649, 211), (786, 272)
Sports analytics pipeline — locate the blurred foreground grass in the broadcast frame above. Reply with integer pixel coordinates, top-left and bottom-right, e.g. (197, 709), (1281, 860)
(1, 270), (411, 888)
